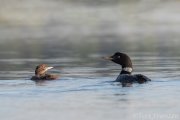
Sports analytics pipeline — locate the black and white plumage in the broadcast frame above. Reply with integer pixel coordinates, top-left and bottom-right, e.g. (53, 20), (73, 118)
(103, 52), (151, 87)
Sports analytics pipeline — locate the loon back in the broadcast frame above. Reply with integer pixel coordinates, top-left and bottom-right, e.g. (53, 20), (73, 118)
(116, 74), (151, 84)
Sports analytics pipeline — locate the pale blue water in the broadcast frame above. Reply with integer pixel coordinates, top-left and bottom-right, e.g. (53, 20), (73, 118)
(0, 52), (180, 120)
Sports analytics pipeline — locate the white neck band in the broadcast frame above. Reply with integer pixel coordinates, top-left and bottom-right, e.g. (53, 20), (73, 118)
(122, 67), (133, 73)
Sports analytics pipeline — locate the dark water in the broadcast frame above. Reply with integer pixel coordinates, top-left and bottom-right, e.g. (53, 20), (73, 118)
(0, 0), (180, 120)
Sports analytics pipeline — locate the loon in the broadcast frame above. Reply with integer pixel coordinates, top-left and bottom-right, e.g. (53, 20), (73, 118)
(31, 64), (59, 81)
(103, 52), (151, 86)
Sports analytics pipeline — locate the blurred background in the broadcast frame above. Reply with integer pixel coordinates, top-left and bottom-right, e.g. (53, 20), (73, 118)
(0, 0), (180, 57)
(1, 0), (180, 77)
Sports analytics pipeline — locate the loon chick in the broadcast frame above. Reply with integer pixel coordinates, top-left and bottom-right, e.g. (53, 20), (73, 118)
(31, 64), (59, 81)
(103, 52), (151, 86)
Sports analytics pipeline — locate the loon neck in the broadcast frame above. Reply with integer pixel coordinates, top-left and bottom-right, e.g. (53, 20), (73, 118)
(120, 67), (133, 74)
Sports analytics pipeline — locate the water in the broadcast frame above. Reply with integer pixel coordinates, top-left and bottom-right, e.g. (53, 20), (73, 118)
(0, 49), (180, 120)
(1, 0), (180, 120)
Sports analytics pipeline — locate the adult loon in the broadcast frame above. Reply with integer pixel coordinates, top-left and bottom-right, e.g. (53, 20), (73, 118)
(31, 64), (59, 81)
(103, 52), (151, 86)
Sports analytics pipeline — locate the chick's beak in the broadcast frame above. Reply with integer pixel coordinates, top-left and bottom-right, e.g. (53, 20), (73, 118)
(45, 67), (54, 72)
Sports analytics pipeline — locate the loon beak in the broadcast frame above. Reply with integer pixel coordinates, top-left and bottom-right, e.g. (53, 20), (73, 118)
(102, 56), (113, 61)
(45, 67), (54, 72)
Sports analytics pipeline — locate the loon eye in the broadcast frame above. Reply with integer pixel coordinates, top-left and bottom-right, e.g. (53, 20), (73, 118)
(117, 56), (121, 58)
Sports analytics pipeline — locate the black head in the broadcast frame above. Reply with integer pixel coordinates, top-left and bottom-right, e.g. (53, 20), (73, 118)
(104, 52), (133, 68)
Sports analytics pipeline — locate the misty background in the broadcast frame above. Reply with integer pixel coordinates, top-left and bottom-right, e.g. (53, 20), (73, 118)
(0, 0), (180, 59)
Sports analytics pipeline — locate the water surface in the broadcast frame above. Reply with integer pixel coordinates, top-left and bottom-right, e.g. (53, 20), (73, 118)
(0, 50), (180, 120)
